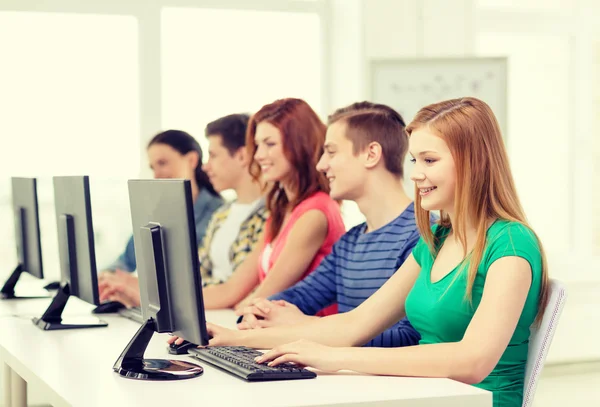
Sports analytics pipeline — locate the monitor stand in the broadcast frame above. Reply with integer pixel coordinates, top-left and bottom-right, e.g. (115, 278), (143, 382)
(1, 264), (52, 300)
(113, 318), (203, 381)
(32, 283), (108, 330)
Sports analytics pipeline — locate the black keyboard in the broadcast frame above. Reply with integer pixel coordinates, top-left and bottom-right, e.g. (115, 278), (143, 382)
(118, 307), (144, 324)
(188, 346), (316, 381)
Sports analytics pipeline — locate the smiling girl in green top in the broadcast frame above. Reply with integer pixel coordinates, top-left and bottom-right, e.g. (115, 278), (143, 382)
(204, 97), (549, 407)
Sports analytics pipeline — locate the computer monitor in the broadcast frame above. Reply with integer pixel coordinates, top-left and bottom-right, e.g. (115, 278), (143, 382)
(32, 176), (107, 330)
(1, 177), (52, 299)
(113, 179), (207, 381)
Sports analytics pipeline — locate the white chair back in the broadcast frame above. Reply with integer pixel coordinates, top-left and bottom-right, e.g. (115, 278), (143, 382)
(522, 279), (567, 407)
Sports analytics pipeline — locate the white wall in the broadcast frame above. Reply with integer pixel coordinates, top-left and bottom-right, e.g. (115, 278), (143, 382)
(594, 39), (600, 256)
(329, 0), (600, 363)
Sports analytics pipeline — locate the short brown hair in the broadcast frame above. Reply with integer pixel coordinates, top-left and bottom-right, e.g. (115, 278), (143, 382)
(205, 113), (250, 155)
(328, 102), (407, 178)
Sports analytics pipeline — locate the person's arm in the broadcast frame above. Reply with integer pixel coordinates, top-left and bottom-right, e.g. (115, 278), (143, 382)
(236, 253), (338, 329)
(240, 209), (329, 306)
(98, 270), (140, 306)
(201, 234), (264, 309)
(360, 229), (422, 347)
(206, 254), (422, 349)
(257, 256), (533, 385)
(104, 235), (137, 273)
(363, 318), (420, 347)
(269, 247), (337, 315)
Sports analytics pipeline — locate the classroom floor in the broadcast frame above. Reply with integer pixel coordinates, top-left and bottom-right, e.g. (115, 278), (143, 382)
(532, 361), (600, 406)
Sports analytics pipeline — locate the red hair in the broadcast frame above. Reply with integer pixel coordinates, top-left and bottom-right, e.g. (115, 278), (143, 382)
(406, 97), (549, 325)
(247, 98), (329, 239)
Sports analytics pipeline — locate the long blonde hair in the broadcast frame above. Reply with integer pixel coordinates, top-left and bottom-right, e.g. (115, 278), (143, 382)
(406, 97), (548, 324)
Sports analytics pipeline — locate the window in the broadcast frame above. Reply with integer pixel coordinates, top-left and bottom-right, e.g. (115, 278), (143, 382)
(0, 11), (139, 275)
(161, 7), (322, 153)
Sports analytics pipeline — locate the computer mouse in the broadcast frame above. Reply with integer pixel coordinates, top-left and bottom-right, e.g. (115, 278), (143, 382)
(92, 300), (126, 314)
(43, 281), (61, 291)
(168, 340), (198, 355)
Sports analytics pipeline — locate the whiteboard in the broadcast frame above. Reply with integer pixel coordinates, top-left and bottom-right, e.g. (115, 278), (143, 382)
(369, 57), (508, 198)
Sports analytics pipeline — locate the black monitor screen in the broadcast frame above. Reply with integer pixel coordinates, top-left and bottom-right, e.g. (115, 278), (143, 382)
(128, 179), (209, 346)
(53, 176), (100, 305)
(11, 177), (44, 279)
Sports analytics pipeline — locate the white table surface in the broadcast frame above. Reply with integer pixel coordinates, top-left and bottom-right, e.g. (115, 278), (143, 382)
(0, 282), (492, 407)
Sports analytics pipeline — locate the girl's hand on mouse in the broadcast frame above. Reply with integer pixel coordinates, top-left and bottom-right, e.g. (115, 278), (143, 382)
(166, 323), (243, 347)
(206, 322), (245, 346)
(167, 335), (186, 346)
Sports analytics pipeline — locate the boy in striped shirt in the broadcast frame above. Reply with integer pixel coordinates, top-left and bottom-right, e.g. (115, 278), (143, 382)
(236, 102), (422, 347)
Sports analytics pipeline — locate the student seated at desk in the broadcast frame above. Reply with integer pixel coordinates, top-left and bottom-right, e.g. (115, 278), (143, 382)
(202, 98), (346, 312)
(199, 97), (548, 407)
(99, 130), (222, 278)
(234, 102), (422, 347)
(99, 114), (268, 306)
(199, 114), (268, 286)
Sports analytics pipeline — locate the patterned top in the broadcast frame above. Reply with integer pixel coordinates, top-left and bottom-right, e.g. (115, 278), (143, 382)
(199, 200), (268, 286)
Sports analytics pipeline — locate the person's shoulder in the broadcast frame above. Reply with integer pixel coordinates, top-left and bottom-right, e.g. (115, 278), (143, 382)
(206, 204), (231, 230)
(293, 191), (338, 215)
(487, 220), (539, 249)
(301, 191), (334, 206)
(244, 205), (269, 232)
(214, 201), (232, 216)
(344, 222), (367, 238)
(252, 204), (269, 220)
(196, 189), (224, 210)
(208, 193), (225, 207)
(385, 203), (416, 228)
(253, 197), (267, 211)
(483, 220), (542, 272)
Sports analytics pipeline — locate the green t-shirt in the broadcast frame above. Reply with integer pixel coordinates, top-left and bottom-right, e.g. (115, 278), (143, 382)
(405, 220), (542, 407)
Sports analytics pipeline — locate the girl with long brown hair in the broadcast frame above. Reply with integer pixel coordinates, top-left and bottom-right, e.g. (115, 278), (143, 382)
(203, 97), (548, 407)
(200, 98), (345, 312)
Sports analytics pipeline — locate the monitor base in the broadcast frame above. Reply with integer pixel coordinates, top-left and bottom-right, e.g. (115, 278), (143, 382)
(43, 281), (61, 291)
(32, 282), (108, 330)
(32, 316), (108, 331)
(113, 318), (203, 381)
(1, 264), (51, 300)
(1, 291), (52, 300)
(114, 358), (203, 380)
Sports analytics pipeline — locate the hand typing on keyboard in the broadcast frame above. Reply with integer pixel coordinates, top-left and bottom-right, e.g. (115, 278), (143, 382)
(167, 325), (322, 381)
(254, 339), (346, 373)
(98, 270), (141, 308)
(188, 346), (317, 381)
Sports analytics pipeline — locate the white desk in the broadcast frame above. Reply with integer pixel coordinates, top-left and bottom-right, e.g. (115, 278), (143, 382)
(0, 296), (492, 407)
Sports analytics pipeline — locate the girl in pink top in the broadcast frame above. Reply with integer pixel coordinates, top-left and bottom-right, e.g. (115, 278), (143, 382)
(201, 98), (345, 315)
(248, 98), (345, 315)
(258, 191), (345, 315)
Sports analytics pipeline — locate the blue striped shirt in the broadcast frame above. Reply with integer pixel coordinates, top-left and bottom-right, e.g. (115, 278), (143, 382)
(270, 203), (421, 347)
